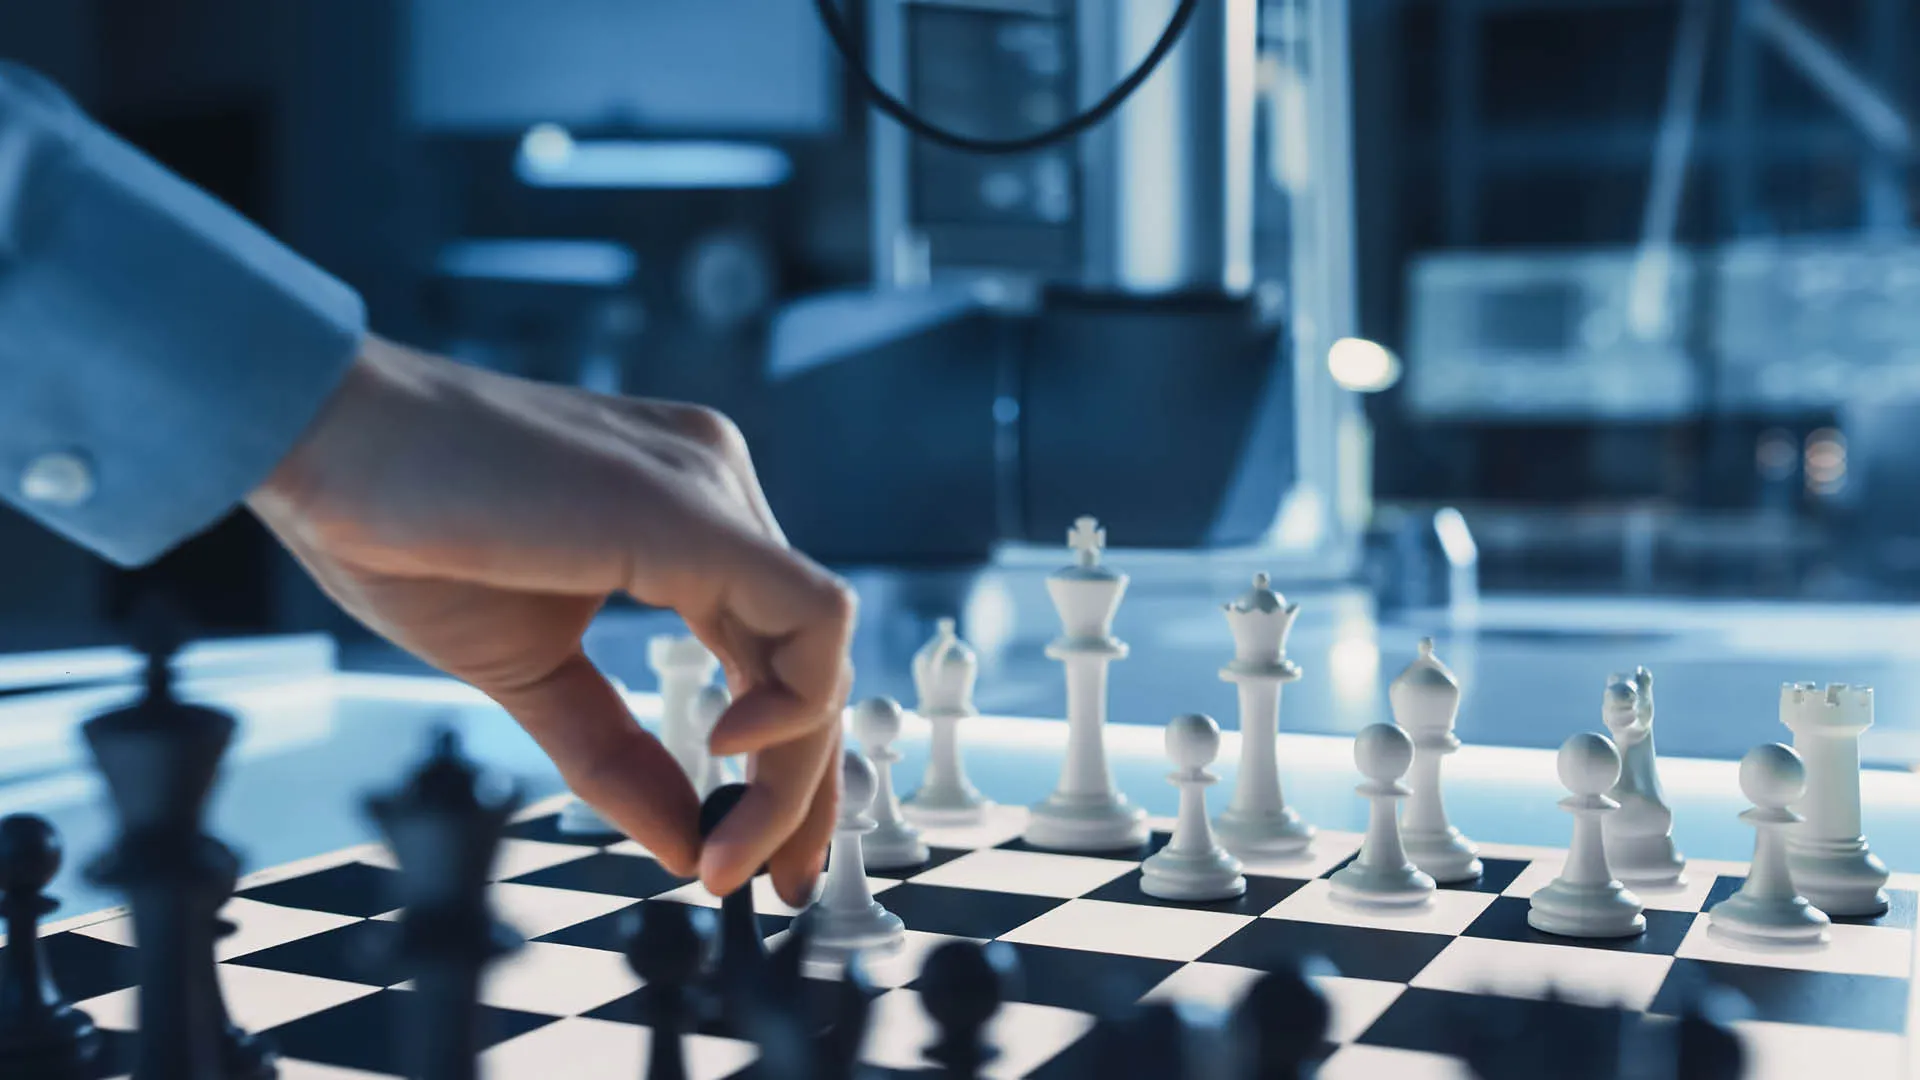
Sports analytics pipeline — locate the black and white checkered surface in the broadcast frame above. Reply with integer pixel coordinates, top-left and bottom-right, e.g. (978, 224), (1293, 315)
(33, 794), (1919, 1079)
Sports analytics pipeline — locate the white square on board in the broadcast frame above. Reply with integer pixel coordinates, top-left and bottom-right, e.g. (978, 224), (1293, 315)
(1410, 936), (1676, 1011)
(997, 899), (1252, 962)
(1263, 878), (1497, 936)
(907, 849), (1134, 899)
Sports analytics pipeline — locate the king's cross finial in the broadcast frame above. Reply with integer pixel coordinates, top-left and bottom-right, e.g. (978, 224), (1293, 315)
(1067, 515), (1105, 568)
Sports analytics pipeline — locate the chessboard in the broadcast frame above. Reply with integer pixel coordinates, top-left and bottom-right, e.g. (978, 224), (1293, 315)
(34, 792), (1918, 1080)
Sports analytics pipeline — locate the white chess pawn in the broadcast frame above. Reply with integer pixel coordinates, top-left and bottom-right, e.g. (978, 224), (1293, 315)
(1708, 742), (1831, 948)
(1528, 733), (1646, 939)
(1782, 683), (1889, 917)
(808, 749), (907, 963)
(905, 618), (991, 825)
(1212, 573), (1314, 859)
(1393, 638), (1482, 883)
(691, 685), (737, 797)
(1601, 670), (1686, 887)
(1024, 517), (1149, 852)
(850, 697), (929, 869)
(1329, 724), (1435, 907)
(650, 634), (721, 788)
(1141, 714), (1247, 902)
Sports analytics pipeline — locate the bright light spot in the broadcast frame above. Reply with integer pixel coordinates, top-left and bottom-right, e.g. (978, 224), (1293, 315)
(520, 123), (575, 169)
(1805, 428), (1847, 494)
(1328, 337), (1402, 392)
(961, 580), (1017, 662)
(1432, 507), (1478, 566)
(1329, 624), (1380, 709)
(515, 139), (792, 190)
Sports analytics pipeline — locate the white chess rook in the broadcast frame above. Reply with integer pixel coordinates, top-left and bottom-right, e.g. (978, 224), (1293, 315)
(1141, 714), (1247, 901)
(1600, 668), (1686, 888)
(1709, 742), (1831, 947)
(1392, 638), (1481, 883)
(905, 618), (991, 825)
(1330, 724), (1435, 907)
(1782, 682), (1889, 917)
(851, 697), (930, 869)
(1024, 518), (1149, 852)
(1212, 573), (1314, 859)
(809, 749), (907, 963)
(1528, 733), (1646, 939)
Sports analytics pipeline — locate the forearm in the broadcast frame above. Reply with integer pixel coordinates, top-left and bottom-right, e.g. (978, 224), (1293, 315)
(0, 62), (366, 567)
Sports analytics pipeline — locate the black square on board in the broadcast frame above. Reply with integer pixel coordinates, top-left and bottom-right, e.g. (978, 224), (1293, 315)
(951, 943), (1182, 1014)
(504, 814), (613, 847)
(534, 898), (789, 952)
(878, 883), (1065, 939)
(237, 861), (403, 919)
(503, 851), (690, 899)
(1650, 959), (1910, 1034)
(42, 932), (140, 1003)
(264, 988), (553, 1074)
(1082, 870), (1301, 916)
(1462, 895), (1694, 954)
(1201, 918), (1455, 984)
(994, 833), (1164, 861)
(587, 975), (844, 1040)
(225, 919), (406, 987)
(865, 845), (972, 880)
(1701, 877), (1917, 930)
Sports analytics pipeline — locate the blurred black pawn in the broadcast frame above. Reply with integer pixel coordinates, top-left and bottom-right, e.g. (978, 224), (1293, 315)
(919, 940), (1019, 1077)
(368, 727), (523, 1080)
(1676, 987), (1747, 1080)
(1228, 957), (1333, 1079)
(814, 951), (876, 1080)
(1089, 1001), (1189, 1078)
(697, 784), (767, 1005)
(0, 815), (101, 1078)
(622, 903), (714, 1080)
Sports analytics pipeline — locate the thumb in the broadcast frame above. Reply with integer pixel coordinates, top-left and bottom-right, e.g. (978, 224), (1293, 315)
(484, 652), (702, 875)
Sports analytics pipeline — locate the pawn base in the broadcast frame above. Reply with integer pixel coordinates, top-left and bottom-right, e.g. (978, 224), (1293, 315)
(1023, 792), (1149, 853)
(1329, 860), (1435, 908)
(1528, 879), (1645, 939)
(556, 798), (620, 837)
(1605, 832), (1688, 889)
(862, 822), (930, 871)
(807, 901), (907, 965)
(904, 781), (991, 827)
(1213, 806), (1315, 859)
(1788, 838), (1890, 918)
(1140, 847), (1247, 902)
(1403, 827), (1483, 884)
(1708, 893), (1831, 947)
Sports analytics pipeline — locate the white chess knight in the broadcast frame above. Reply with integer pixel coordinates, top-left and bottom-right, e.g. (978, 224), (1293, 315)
(904, 618), (991, 825)
(1781, 682), (1890, 917)
(1212, 573), (1314, 859)
(1329, 723), (1435, 907)
(1708, 742), (1831, 947)
(1023, 517), (1149, 852)
(849, 696), (930, 869)
(1141, 714), (1247, 901)
(1391, 638), (1481, 883)
(1599, 668), (1686, 888)
(1528, 732), (1646, 939)
(808, 749), (907, 963)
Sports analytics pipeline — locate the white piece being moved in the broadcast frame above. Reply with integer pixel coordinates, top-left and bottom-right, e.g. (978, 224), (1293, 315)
(1782, 682), (1890, 917)
(651, 634), (722, 788)
(1023, 517), (1149, 852)
(1141, 714), (1247, 902)
(1600, 668), (1686, 888)
(1329, 723), (1435, 908)
(850, 696), (930, 869)
(690, 684), (737, 798)
(904, 618), (991, 825)
(1212, 573), (1314, 859)
(808, 749), (907, 964)
(1528, 732), (1646, 939)
(1392, 638), (1481, 884)
(1708, 742), (1832, 947)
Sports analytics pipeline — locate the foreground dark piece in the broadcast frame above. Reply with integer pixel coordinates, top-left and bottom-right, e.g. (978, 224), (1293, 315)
(624, 903), (713, 1080)
(919, 940), (1019, 1078)
(698, 783), (767, 1012)
(0, 814), (100, 1079)
(367, 727), (523, 1080)
(1228, 958), (1332, 1079)
(82, 623), (277, 1080)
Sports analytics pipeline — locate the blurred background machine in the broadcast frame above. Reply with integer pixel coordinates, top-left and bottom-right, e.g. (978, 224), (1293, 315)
(0, 0), (1916, 647)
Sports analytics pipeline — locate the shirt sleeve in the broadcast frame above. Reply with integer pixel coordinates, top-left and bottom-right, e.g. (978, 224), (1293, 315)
(0, 62), (366, 567)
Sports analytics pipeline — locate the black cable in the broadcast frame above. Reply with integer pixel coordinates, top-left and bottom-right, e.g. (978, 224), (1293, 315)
(813, 0), (1203, 156)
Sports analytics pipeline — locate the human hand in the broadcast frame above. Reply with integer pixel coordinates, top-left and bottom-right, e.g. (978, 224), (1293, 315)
(247, 336), (854, 904)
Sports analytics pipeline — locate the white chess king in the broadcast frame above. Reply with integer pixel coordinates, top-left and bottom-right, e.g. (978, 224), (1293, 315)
(1392, 638), (1481, 883)
(1781, 682), (1890, 917)
(1023, 517), (1149, 851)
(1212, 573), (1314, 858)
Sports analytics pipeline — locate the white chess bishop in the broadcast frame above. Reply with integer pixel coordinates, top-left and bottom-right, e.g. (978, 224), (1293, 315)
(1211, 573), (1315, 859)
(904, 618), (991, 825)
(1600, 668), (1686, 888)
(1528, 733), (1646, 939)
(1023, 517), (1149, 852)
(1782, 682), (1890, 917)
(1391, 638), (1481, 883)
